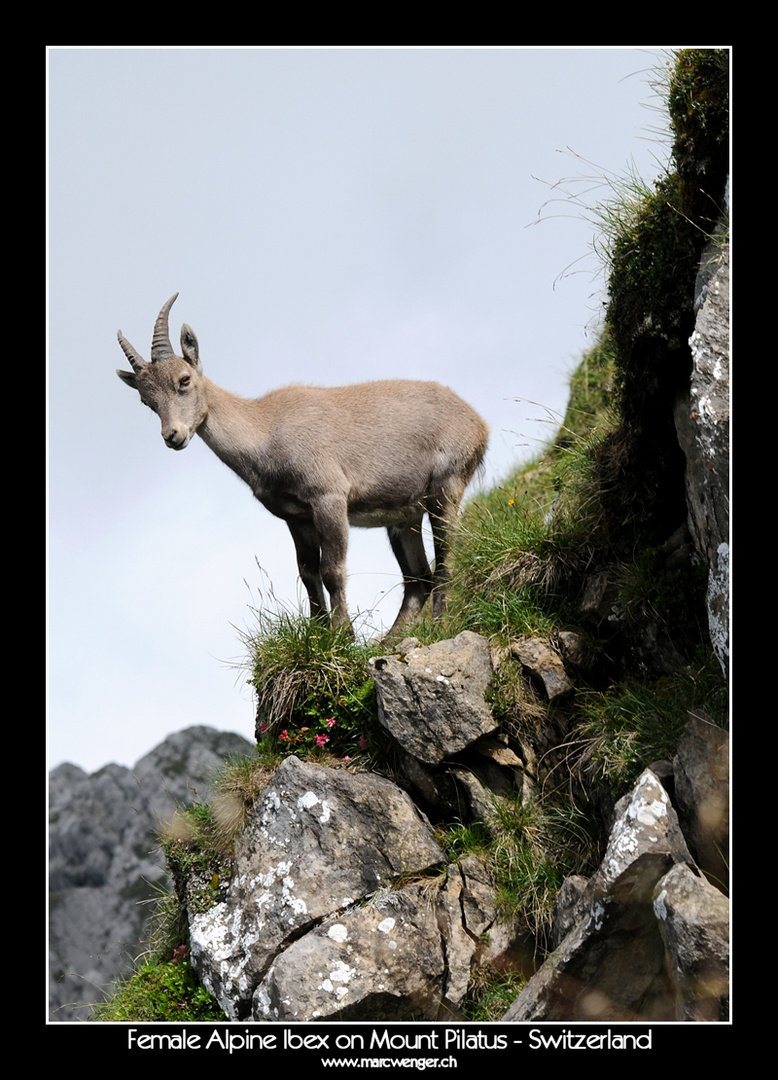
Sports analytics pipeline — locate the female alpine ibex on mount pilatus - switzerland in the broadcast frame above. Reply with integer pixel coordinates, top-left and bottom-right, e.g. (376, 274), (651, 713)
(117, 294), (489, 637)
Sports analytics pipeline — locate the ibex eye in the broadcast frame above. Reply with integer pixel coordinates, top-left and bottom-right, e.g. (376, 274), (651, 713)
(180, 376), (191, 388)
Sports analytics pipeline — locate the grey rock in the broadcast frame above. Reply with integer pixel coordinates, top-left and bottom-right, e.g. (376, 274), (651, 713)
(653, 862), (729, 1021)
(502, 769), (693, 1022)
(253, 855), (499, 1022)
(189, 756), (445, 1019)
(550, 874), (588, 948)
(369, 631), (496, 766)
(253, 884), (447, 1022)
(676, 233), (730, 674)
(673, 714), (729, 890)
(578, 570), (620, 626)
(511, 637), (574, 702)
(557, 631), (601, 674)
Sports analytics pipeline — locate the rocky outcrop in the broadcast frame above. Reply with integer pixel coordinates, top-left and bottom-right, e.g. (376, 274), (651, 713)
(49, 726), (252, 1021)
(190, 755), (446, 1020)
(187, 636), (526, 1022)
(654, 862), (729, 1022)
(502, 716), (729, 1022)
(675, 229), (730, 675)
(51, 561), (728, 1026)
(180, 631), (728, 1023)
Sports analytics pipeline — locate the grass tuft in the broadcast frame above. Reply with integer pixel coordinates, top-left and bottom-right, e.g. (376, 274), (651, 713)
(91, 955), (225, 1022)
(241, 608), (383, 762)
(572, 657), (727, 798)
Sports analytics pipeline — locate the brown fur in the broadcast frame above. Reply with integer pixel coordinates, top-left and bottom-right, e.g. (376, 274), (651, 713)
(117, 294), (488, 635)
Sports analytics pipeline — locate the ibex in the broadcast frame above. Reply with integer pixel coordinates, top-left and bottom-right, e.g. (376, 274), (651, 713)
(117, 294), (488, 637)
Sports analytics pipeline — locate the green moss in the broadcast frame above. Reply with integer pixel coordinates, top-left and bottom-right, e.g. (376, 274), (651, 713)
(92, 957), (225, 1022)
(608, 172), (700, 354)
(598, 48), (729, 547)
(668, 47), (730, 224)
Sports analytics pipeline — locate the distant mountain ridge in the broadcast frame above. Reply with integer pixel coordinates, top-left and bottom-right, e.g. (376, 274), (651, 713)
(49, 725), (252, 1021)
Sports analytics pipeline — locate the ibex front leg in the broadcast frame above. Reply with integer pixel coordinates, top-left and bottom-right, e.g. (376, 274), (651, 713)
(287, 518), (329, 622)
(311, 498), (352, 632)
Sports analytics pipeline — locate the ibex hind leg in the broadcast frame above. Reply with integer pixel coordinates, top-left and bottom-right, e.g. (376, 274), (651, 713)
(426, 482), (465, 618)
(385, 521), (434, 637)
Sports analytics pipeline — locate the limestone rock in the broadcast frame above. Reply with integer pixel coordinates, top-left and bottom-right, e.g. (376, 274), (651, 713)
(254, 884), (447, 1022)
(676, 233), (730, 674)
(511, 637), (574, 702)
(188, 756), (445, 1019)
(654, 862), (729, 1021)
(502, 769), (694, 1022)
(673, 713), (729, 890)
(369, 631), (497, 766)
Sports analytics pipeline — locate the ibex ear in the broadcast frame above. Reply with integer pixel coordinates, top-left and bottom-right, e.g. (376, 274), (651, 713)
(117, 369), (139, 390)
(180, 324), (202, 372)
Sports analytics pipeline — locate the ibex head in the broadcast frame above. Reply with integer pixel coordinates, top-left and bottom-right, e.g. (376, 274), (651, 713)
(116, 293), (205, 450)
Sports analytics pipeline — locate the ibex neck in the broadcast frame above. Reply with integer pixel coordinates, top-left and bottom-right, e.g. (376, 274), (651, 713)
(196, 378), (266, 476)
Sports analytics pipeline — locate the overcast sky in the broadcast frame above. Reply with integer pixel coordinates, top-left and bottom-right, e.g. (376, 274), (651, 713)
(47, 46), (673, 774)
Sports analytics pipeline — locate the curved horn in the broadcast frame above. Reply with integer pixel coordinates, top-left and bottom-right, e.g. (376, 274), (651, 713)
(150, 293), (179, 362)
(116, 330), (146, 373)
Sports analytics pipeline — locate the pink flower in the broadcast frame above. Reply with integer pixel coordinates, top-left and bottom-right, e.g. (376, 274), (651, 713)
(279, 730), (290, 742)
(325, 717), (336, 728)
(358, 735), (369, 750)
(314, 734), (330, 747)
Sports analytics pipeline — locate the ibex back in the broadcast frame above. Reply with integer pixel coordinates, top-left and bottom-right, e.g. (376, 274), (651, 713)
(117, 294), (489, 637)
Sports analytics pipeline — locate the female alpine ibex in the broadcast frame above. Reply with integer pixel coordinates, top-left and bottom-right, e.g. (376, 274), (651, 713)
(117, 294), (489, 636)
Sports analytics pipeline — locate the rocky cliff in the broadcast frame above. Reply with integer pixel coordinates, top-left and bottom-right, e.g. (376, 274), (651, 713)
(158, 93), (733, 1016)
(181, 626), (728, 1022)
